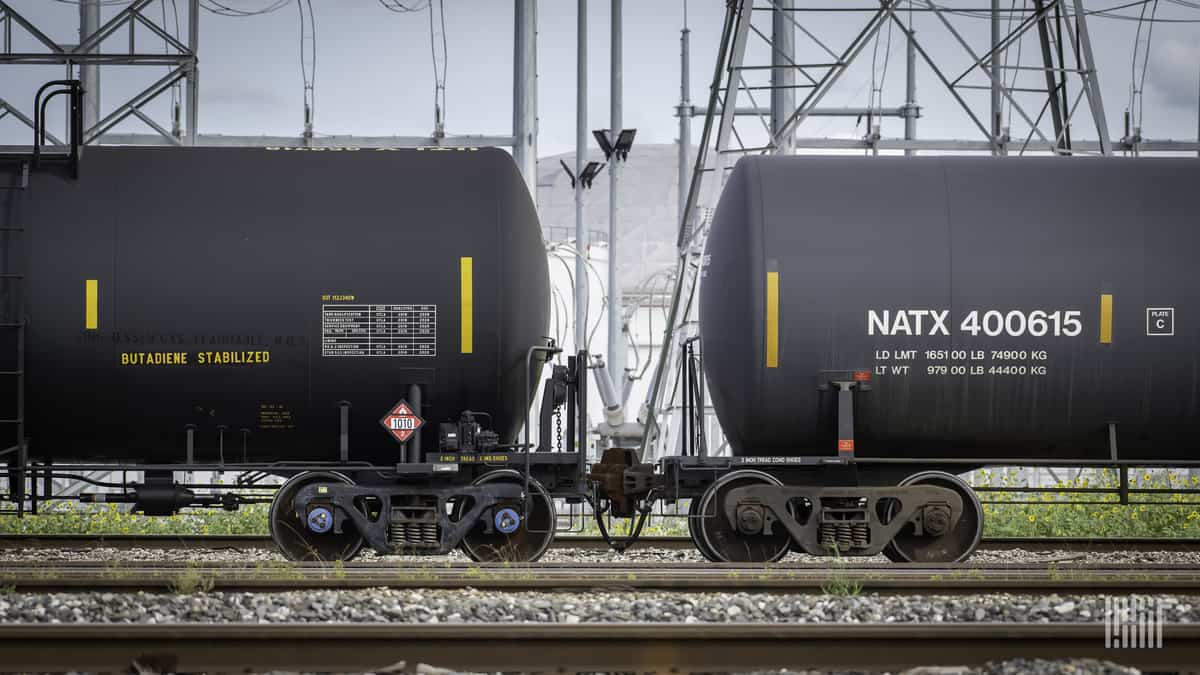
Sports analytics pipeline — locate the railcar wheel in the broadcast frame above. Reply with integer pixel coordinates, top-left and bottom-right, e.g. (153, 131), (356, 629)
(459, 470), (556, 563)
(696, 470), (792, 563)
(269, 472), (364, 562)
(884, 471), (983, 563)
(687, 497), (722, 562)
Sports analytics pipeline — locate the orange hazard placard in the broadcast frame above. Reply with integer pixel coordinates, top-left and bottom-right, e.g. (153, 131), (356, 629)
(380, 400), (425, 443)
(837, 439), (855, 452)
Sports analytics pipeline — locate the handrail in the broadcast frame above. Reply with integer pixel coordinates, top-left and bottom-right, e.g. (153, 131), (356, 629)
(31, 79), (82, 177)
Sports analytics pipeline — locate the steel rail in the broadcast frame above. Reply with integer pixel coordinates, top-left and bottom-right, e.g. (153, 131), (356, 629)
(2, 533), (1198, 553)
(0, 623), (1196, 671)
(3, 562), (1199, 593)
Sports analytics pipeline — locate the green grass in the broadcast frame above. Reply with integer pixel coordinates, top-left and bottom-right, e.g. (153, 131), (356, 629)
(974, 467), (1200, 538)
(0, 502), (270, 535)
(1, 469), (1197, 539)
(168, 565), (215, 594)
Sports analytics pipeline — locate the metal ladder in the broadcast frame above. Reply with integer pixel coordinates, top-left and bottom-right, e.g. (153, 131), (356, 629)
(0, 80), (83, 516)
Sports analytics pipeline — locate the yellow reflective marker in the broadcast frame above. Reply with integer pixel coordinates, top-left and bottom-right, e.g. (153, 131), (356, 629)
(766, 271), (779, 368)
(460, 257), (473, 354)
(1100, 293), (1113, 344)
(85, 279), (98, 330)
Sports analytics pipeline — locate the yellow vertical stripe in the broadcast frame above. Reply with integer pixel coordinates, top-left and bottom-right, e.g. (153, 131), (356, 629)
(85, 279), (98, 330)
(765, 271), (779, 368)
(1100, 293), (1113, 344)
(460, 257), (473, 354)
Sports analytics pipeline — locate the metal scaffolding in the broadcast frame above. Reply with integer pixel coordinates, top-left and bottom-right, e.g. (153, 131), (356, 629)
(0, 0), (197, 146)
(641, 0), (1200, 461)
(0, 0), (538, 192)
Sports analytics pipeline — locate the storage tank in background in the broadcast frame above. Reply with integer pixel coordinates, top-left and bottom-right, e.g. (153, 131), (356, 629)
(699, 156), (1199, 462)
(2, 146), (549, 464)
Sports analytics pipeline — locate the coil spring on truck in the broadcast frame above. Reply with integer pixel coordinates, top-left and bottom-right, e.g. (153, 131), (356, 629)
(819, 521), (870, 551)
(390, 521), (439, 548)
(389, 503), (440, 549)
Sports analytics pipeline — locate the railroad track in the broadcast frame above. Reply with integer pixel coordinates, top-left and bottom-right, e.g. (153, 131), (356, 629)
(2, 533), (1198, 552)
(0, 622), (1197, 671)
(3, 561), (1199, 593)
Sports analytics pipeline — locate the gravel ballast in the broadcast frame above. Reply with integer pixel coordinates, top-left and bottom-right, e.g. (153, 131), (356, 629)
(239, 660), (1145, 675)
(1, 545), (1198, 566)
(0, 590), (1196, 624)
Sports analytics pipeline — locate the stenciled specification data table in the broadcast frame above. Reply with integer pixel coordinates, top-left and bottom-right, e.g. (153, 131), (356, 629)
(321, 304), (437, 357)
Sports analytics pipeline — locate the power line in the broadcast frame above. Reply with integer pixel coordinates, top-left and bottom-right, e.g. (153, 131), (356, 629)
(1128, 0), (1159, 131)
(376, 0), (448, 136)
(429, 0), (447, 136)
(199, 0), (291, 17)
(297, 0), (316, 132)
(921, 0), (1200, 23)
(160, 0), (182, 127)
(378, 0), (431, 13)
(49, 0), (137, 6)
(868, 8), (896, 124)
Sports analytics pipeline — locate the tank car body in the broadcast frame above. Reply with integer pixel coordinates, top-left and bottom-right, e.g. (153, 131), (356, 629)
(700, 156), (1200, 463)
(5, 146), (548, 465)
(0, 145), (591, 562)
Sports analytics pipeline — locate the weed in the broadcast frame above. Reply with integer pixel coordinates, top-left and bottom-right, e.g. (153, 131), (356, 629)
(820, 546), (863, 597)
(1047, 562), (1062, 582)
(168, 566), (215, 594)
(820, 576), (863, 597)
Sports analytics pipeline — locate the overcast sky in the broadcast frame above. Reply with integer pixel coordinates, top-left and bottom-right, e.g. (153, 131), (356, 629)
(1, 1), (1197, 154)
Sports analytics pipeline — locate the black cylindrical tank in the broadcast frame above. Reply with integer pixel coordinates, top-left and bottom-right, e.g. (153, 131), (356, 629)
(5, 146), (549, 463)
(700, 156), (1199, 462)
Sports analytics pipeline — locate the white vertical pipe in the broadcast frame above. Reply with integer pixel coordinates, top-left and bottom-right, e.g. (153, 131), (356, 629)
(575, 0), (588, 353)
(607, 0), (622, 397)
(513, 0), (538, 204)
